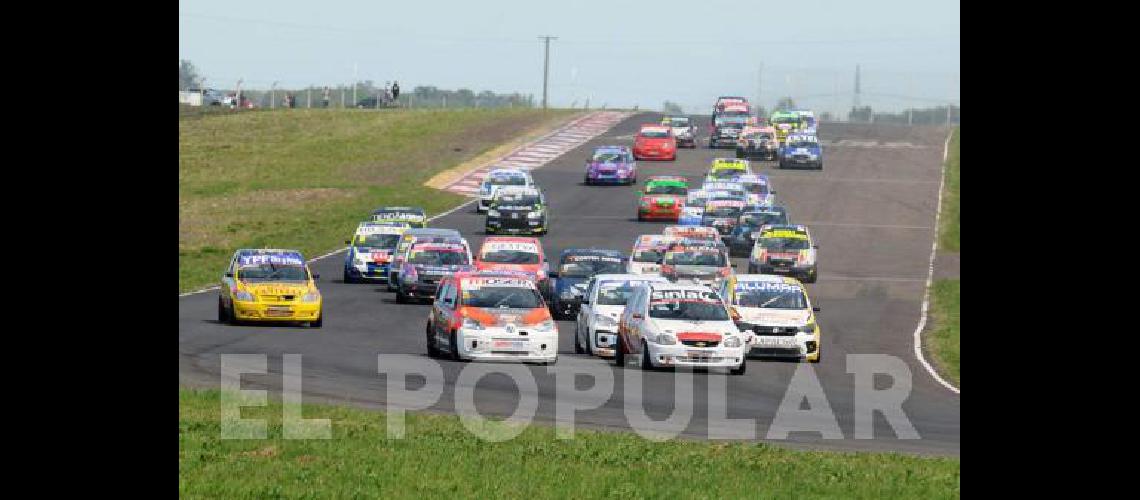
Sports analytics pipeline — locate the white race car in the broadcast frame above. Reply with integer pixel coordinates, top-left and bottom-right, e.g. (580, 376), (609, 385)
(718, 274), (821, 363)
(477, 168), (535, 213)
(575, 273), (669, 357)
(615, 282), (747, 374)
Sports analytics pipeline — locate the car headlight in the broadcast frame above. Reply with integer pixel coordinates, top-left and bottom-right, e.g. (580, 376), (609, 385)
(799, 322), (817, 333)
(487, 210), (500, 217)
(301, 292), (321, 303)
(462, 317), (486, 331)
(527, 210), (543, 219)
(234, 290), (255, 302)
(533, 319), (556, 332)
(723, 336), (742, 348)
(655, 333), (677, 345)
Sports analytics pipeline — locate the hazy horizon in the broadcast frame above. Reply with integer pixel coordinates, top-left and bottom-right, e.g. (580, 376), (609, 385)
(178, 0), (959, 115)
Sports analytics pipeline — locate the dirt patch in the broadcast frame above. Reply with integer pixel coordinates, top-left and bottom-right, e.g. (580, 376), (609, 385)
(424, 111), (586, 189)
(933, 251), (960, 280)
(240, 446), (278, 458)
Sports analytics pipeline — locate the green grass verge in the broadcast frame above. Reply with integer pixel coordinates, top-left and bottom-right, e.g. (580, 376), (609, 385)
(929, 279), (960, 387)
(179, 388), (960, 499)
(179, 108), (576, 292)
(938, 127), (959, 252)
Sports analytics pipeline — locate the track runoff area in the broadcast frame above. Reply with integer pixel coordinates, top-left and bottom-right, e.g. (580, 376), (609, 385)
(178, 113), (959, 456)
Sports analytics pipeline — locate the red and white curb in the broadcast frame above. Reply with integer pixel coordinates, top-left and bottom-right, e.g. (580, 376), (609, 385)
(441, 110), (633, 196)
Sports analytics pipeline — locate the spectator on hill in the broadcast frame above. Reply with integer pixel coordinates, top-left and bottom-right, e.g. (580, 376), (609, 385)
(322, 87), (331, 108)
(391, 81), (400, 101)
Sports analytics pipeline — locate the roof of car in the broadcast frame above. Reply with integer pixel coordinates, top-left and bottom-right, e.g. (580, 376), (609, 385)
(592, 273), (669, 282)
(483, 236), (541, 243)
(494, 186), (541, 196)
(560, 248), (624, 258)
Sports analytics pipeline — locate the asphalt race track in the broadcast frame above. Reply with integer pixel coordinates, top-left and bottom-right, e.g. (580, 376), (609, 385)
(178, 113), (960, 456)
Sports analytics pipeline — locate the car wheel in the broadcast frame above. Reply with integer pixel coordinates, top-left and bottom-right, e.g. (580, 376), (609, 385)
(217, 297), (229, 323)
(639, 341), (655, 370)
(310, 311), (323, 328)
(614, 333), (626, 366)
(747, 264), (756, 274)
(449, 330), (462, 361)
(387, 278), (398, 292)
(574, 324), (584, 354)
(343, 270), (354, 284)
(804, 268), (818, 283)
(730, 360), (747, 375)
(396, 289), (408, 303)
(426, 322), (440, 358)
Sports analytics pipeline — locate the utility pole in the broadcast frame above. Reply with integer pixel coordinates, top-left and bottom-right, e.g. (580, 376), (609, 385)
(538, 36), (558, 109)
(757, 63), (763, 109)
(853, 64), (861, 122)
(271, 81), (278, 109)
(353, 63), (358, 107)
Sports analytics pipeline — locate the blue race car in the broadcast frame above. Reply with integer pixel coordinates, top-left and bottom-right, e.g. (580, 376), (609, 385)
(584, 146), (637, 185)
(778, 133), (823, 170)
(725, 206), (790, 257)
(547, 248), (628, 319)
(342, 222), (410, 284)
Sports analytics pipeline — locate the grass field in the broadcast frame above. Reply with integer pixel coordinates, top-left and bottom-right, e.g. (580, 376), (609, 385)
(938, 127), (959, 252)
(179, 389), (960, 499)
(929, 280), (960, 387)
(179, 107), (577, 292)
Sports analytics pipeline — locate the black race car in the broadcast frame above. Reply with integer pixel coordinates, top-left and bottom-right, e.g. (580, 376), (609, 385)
(725, 206), (790, 257)
(546, 248), (627, 319)
(485, 186), (548, 236)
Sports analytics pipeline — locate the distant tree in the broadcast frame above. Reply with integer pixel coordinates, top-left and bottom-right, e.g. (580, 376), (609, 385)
(179, 59), (200, 90)
(662, 101), (683, 114)
(774, 97), (796, 111)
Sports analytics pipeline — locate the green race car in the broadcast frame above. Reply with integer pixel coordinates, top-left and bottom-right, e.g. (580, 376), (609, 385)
(637, 175), (689, 221)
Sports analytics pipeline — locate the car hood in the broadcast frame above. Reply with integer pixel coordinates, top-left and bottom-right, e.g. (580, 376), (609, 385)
(412, 264), (473, 274)
(587, 161), (631, 170)
(736, 307), (811, 327)
(636, 138), (673, 146)
(649, 319), (739, 336)
(593, 304), (625, 318)
(555, 276), (590, 295)
(461, 306), (551, 327)
(353, 247), (395, 262)
(643, 194), (681, 203)
(241, 282), (312, 296)
(477, 262), (542, 273)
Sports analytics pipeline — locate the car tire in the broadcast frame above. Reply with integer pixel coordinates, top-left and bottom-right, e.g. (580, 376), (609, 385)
(387, 278), (398, 292)
(804, 268), (818, 283)
(217, 297), (229, 323)
(614, 333), (626, 366)
(730, 360), (747, 375)
(449, 330), (462, 361)
(747, 264), (756, 274)
(396, 289), (408, 303)
(343, 270), (355, 284)
(426, 322), (440, 358)
(574, 324), (584, 354)
(311, 311), (323, 328)
(639, 341), (655, 371)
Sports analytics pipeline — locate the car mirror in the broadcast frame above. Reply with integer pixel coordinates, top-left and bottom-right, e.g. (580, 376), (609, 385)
(224, 271), (233, 278)
(345, 239), (352, 245)
(311, 273), (320, 280)
(730, 263), (738, 268)
(548, 271), (558, 278)
(770, 190), (777, 194)
(813, 245), (819, 249)
(812, 306), (821, 312)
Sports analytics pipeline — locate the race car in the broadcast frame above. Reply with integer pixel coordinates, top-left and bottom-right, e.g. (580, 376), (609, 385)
(705, 158), (751, 181)
(632, 124), (677, 161)
(614, 282), (747, 374)
(474, 236), (549, 284)
(769, 111), (800, 144)
(342, 221), (409, 283)
(627, 234), (679, 275)
(736, 173), (775, 207)
(584, 145), (637, 185)
(478, 168), (535, 212)
(700, 181), (749, 204)
(736, 126), (779, 160)
(485, 186), (548, 235)
(396, 240), (476, 303)
(725, 206), (789, 257)
(637, 176), (688, 221)
(548, 248), (628, 320)
(662, 225), (721, 243)
(371, 206), (427, 228)
(575, 273), (668, 357)
(426, 272), (557, 364)
(387, 228), (465, 291)
(702, 199), (747, 238)
(680, 189), (709, 225)
(747, 224), (818, 282)
(793, 109), (817, 131)
(778, 134), (823, 170)
(218, 249), (323, 327)
(719, 274), (821, 363)
(660, 116), (697, 148)
(708, 114), (750, 148)
(660, 241), (734, 289)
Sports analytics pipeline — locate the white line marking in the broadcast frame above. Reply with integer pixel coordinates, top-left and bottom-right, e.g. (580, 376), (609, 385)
(912, 129), (960, 395)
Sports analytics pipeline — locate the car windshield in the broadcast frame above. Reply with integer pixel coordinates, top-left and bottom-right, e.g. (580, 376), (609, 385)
(487, 176), (527, 186)
(705, 206), (742, 218)
(716, 116), (749, 126)
(740, 212), (787, 228)
(790, 140), (818, 148)
(667, 118), (690, 126)
(649, 298), (730, 321)
(592, 152), (625, 162)
(757, 237), (811, 251)
(238, 264), (308, 283)
(494, 194), (541, 206)
(639, 129), (670, 138)
(744, 132), (773, 141)
(745, 183), (769, 195)
(597, 280), (650, 305)
(708, 191), (744, 202)
(734, 287), (808, 309)
(354, 233), (401, 249)
(632, 249), (664, 263)
(710, 169), (743, 179)
(461, 287), (543, 309)
(646, 184), (686, 195)
(560, 257), (626, 277)
(666, 250), (725, 267)
(408, 250), (469, 265)
(481, 250), (540, 264)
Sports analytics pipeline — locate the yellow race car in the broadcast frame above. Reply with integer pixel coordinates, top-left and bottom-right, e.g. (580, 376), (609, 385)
(218, 249), (323, 327)
(706, 158), (752, 181)
(718, 274), (822, 363)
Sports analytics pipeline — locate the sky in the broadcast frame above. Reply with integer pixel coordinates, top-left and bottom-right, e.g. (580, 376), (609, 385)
(178, 0), (959, 115)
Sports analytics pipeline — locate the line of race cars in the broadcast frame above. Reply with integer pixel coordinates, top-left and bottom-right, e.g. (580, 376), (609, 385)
(214, 99), (825, 374)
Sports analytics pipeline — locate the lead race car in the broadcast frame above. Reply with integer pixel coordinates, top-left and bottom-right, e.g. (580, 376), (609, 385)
(218, 249), (323, 327)
(584, 145), (637, 185)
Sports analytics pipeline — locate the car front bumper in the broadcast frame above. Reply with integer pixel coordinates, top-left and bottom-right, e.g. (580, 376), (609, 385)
(232, 301), (322, 322)
(346, 263), (391, 281)
(486, 217), (546, 234)
(646, 342), (747, 368)
(457, 328), (558, 362)
(400, 280), (442, 298)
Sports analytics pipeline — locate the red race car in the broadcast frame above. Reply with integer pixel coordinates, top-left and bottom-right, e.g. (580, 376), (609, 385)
(632, 124), (676, 161)
(474, 236), (550, 285)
